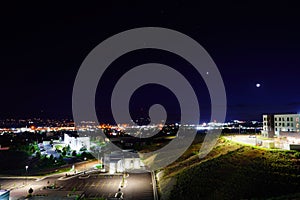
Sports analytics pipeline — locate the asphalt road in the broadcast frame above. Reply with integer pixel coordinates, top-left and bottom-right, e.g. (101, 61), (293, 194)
(0, 171), (154, 200)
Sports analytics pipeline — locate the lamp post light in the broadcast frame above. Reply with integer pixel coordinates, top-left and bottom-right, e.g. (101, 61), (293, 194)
(97, 146), (103, 169)
(25, 165), (28, 185)
(97, 146), (102, 163)
(84, 157), (87, 173)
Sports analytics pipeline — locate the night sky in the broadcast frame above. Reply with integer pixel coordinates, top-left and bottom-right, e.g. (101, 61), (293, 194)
(1, 2), (300, 123)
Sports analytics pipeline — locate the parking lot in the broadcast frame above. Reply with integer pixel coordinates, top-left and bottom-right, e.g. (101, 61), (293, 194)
(0, 171), (154, 200)
(61, 174), (123, 199)
(59, 173), (154, 199)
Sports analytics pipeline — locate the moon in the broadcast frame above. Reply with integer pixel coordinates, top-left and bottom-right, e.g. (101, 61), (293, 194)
(256, 83), (261, 88)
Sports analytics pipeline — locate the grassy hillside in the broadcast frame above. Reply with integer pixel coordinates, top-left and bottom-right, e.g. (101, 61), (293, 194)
(158, 136), (300, 200)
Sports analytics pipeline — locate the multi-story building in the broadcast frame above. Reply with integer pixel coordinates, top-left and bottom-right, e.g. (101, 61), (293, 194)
(274, 114), (300, 134)
(262, 114), (275, 137)
(262, 113), (300, 137)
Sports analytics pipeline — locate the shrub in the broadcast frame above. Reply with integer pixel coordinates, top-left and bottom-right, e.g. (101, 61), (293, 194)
(72, 150), (77, 157)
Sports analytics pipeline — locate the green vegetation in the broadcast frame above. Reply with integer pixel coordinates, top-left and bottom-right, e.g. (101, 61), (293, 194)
(27, 188), (33, 198)
(94, 164), (103, 169)
(54, 144), (63, 151)
(158, 136), (300, 200)
(9, 142), (39, 156)
(77, 151), (95, 160)
(71, 150), (76, 157)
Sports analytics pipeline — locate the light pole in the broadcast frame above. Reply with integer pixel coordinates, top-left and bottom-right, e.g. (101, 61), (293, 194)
(98, 146), (102, 164)
(25, 165), (28, 185)
(98, 146), (103, 169)
(84, 157), (87, 173)
(121, 155), (125, 188)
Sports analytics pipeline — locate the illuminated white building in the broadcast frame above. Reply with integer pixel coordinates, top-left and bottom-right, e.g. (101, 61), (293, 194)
(64, 133), (90, 152)
(104, 151), (144, 174)
(262, 113), (300, 137)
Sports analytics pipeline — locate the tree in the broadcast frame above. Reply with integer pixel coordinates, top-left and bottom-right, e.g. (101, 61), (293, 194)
(81, 151), (87, 158)
(59, 155), (64, 162)
(35, 151), (41, 159)
(66, 145), (71, 152)
(28, 188), (33, 196)
(80, 146), (87, 151)
(72, 150), (77, 157)
(30, 146), (35, 153)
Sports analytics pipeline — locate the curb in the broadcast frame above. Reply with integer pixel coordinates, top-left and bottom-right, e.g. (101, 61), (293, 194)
(151, 171), (158, 200)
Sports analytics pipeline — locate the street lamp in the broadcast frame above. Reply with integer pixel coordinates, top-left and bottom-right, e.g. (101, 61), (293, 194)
(84, 157), (87, 173)
(97, 146), (103, 169)
(25, 165), (28, 185)
(97, 147), (102, 163)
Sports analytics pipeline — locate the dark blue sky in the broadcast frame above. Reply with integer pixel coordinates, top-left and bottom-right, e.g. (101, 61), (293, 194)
(1, 2), (300, 122)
